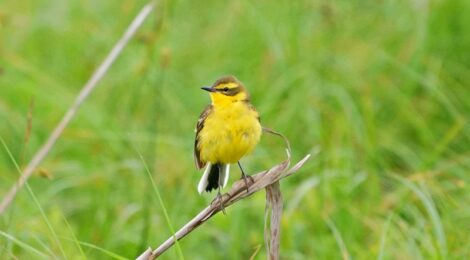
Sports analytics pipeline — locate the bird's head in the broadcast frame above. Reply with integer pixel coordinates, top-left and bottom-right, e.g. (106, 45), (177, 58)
(201, 76), (249, 106)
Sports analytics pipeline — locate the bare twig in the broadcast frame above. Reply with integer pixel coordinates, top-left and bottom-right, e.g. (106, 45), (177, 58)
(262, 127), (291, 155)
(137, 153), (311, 259)
(0, 2), (156, 215)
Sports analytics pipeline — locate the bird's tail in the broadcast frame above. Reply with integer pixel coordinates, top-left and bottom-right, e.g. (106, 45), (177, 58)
(197, 163), (230, 194)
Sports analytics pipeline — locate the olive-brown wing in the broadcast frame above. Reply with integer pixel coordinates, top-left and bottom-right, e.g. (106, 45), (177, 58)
(194, 105), (212, 169)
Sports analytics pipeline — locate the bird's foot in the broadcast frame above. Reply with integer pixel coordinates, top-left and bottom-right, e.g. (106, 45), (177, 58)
(211, 189), (226, 215)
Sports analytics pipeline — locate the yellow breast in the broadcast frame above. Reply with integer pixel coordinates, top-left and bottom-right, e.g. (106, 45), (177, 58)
(198, 102), (262, 164)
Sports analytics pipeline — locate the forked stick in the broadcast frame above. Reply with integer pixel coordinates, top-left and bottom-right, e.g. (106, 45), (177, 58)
(137, 153), (311, 259)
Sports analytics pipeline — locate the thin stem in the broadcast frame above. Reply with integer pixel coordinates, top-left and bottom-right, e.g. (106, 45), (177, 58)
(0, 2), (156, 215)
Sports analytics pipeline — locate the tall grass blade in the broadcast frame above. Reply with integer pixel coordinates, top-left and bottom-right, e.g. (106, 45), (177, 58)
(0, 230), (48, 259)
(136, 150), (185, 260)
(392, 174), (447, 259)
(0, 136), (67, 258)
(325, 217), (351, 260)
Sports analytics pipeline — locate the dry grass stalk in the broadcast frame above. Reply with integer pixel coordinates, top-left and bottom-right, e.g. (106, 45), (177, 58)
(0, 2), (156, 215)
(137, 153), (311, 259)
(265, 181), (283, 260)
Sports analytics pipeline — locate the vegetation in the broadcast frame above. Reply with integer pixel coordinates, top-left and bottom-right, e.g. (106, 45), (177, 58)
(1, 0), (469, 259)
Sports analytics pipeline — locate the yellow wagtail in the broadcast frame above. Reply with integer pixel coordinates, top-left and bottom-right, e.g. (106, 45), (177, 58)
(194, 75), (262, 197)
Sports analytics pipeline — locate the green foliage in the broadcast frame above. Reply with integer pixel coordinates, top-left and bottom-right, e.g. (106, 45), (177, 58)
(1, 0), (469, 259)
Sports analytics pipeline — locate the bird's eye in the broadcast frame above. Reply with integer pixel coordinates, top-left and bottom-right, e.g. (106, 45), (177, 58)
(223, 87), (229, 92)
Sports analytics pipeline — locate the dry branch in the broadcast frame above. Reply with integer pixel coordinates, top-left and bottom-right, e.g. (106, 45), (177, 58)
(0, 2), (156, 215)
(137, 153), (311, 259)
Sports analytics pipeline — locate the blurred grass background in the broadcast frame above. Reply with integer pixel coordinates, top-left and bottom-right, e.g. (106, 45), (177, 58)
(1, 0), (470, 259)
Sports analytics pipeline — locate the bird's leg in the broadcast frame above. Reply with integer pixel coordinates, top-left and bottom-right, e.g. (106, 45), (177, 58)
(216, 186), (226, 215)
(238, 161), (253, 193)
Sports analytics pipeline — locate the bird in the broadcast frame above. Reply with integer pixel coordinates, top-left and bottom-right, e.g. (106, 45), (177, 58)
(194, 75), (262, 200)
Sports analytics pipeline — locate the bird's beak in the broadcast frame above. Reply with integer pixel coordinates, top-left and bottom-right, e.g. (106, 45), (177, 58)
(201, 86), (215, 92)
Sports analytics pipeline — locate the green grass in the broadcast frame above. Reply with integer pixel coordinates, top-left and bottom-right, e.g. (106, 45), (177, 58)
(1, 0), (470, 259)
